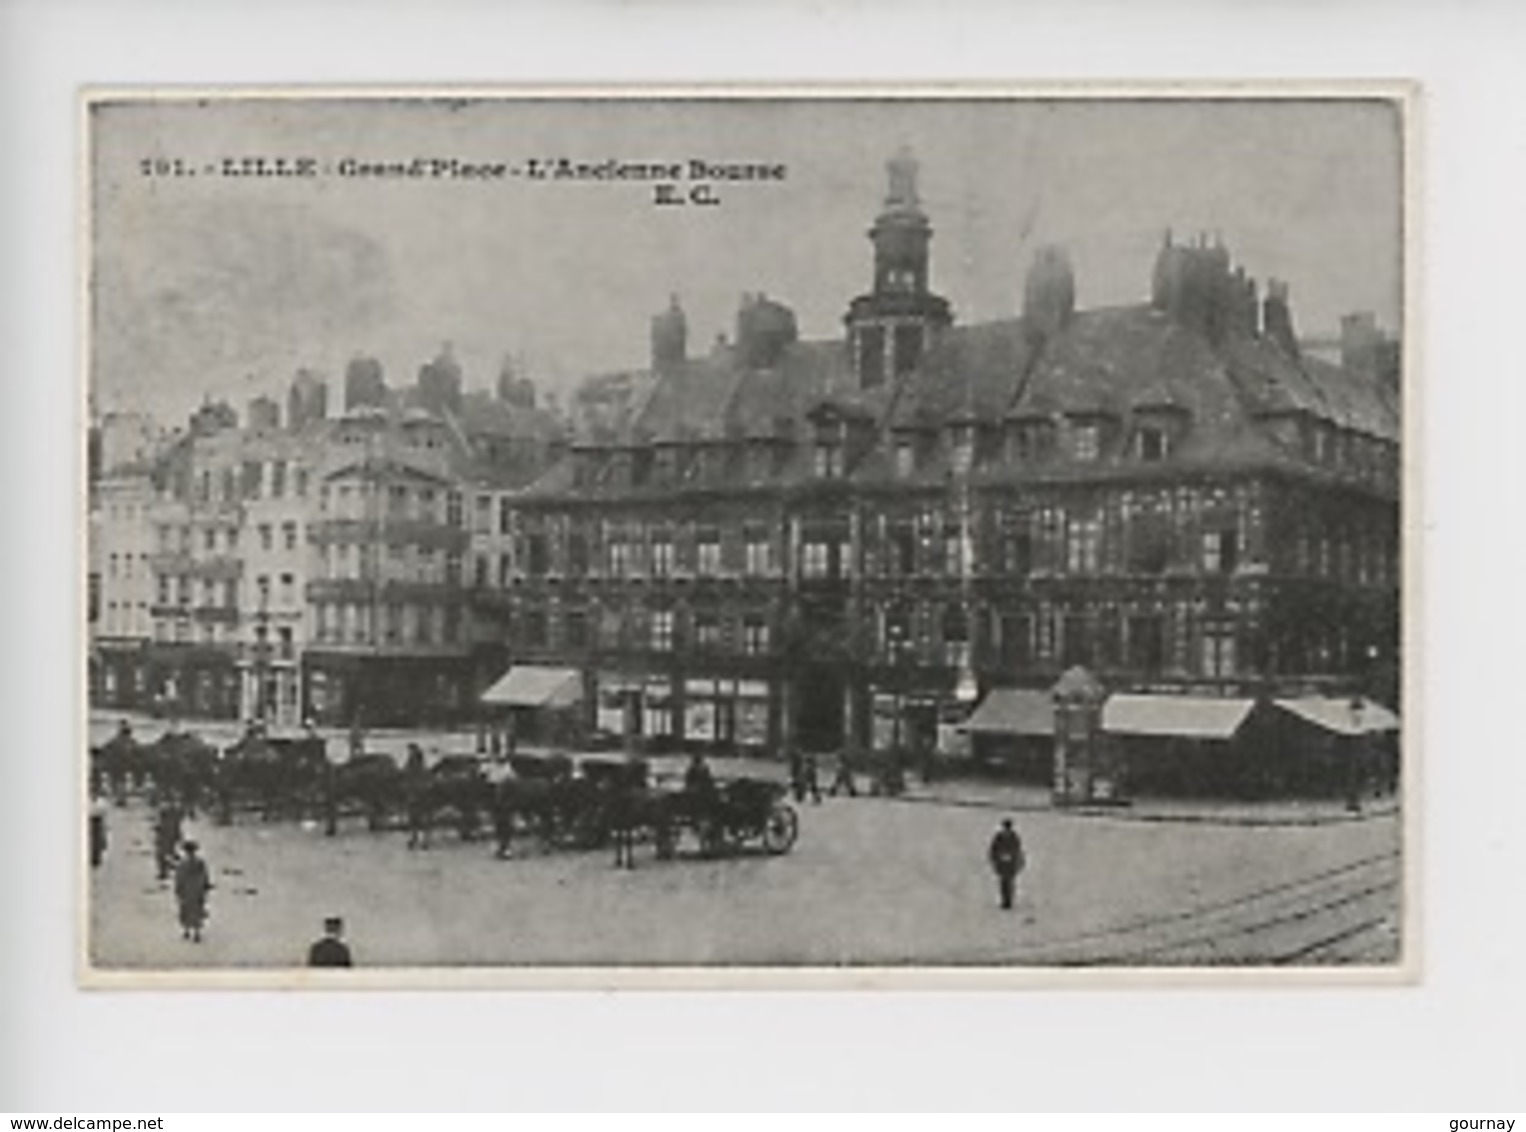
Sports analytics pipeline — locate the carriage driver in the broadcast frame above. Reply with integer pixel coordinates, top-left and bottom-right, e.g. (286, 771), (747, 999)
(683, 752), (718, 801)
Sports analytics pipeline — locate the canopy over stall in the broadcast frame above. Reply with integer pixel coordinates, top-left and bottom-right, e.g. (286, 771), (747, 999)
(1273, 696), (1400, 736)
(1101, 694), (1257, 740)
(958, 688), (1055, 736)
(481, 666), (583, 709)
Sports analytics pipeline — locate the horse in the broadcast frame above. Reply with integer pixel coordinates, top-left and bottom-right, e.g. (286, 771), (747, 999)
(403, 751), (490, 850)
(94, 726), (147, 804)
(215, 733), (326, 824)
(143, 731), (220, 817)
(485, 753), (578, 855)
(327, 753), (403, 832)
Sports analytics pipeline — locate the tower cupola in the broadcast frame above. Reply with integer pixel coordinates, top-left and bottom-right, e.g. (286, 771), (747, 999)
(844, 148), (952, 390)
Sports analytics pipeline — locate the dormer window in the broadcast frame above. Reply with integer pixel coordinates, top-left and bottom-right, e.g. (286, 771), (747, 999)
(895, 438), (916, 478)
(1072, 423), (1101, 462)
(1137, 427), (1169, 462)
(1008, 420), (1055, 464)
(813, 417), (846, 479)
(950, 424), (975, 475)
(814, 441), (844, 479)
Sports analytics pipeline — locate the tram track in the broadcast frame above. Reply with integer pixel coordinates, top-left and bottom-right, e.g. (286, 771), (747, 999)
(954, 848), (1404, 967)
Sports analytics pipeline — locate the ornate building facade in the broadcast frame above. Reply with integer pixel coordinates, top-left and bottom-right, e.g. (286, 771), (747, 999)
(494, 151), (1401, 760)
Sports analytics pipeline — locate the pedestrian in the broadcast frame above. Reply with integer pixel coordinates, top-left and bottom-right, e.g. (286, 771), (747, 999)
(802, 752), (822, 804)
(89, 792), (109, 868)
(787, 745), (806, 803)
(828, 748), (858, 797)
(307, 915), (354, 967)
(987, 817), (1026, 911)
(153, 799), (184, 881)
(173, 840), (213, 942)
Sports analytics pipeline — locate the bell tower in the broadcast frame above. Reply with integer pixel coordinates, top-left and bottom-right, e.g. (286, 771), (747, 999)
(845, 147), (952, 389)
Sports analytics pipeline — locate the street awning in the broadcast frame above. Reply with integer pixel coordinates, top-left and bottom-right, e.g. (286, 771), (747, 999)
(1273, 696), (1400, 736)
(1102, 694), (1256, 740)
(959, 688), (1054, 737)
(481, 666), (583, 708)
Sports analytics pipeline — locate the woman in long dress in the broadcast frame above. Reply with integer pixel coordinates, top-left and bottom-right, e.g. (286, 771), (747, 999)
(173, 840), (213, 942)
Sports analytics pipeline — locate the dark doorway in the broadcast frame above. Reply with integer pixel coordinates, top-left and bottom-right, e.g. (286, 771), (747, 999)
(795, 665), (845, 753)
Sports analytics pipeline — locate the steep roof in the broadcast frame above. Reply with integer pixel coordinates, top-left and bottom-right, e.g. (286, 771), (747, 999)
(456, 390), (565, 445)
(894, 317), (1037, 428)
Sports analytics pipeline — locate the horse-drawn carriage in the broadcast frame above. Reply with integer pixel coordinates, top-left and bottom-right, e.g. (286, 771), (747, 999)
(213, 731), (328, 824)
(654, 775), (800, 860)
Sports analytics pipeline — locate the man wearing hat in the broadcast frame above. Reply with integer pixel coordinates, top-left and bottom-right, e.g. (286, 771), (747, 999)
(307, 916), (353, 967)
(987, 817), (1027, 911)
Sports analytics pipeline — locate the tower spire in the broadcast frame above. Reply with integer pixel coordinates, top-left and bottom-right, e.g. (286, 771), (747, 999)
(885, 146), (921, 211)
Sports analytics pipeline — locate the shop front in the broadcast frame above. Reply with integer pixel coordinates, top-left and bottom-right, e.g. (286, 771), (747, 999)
(480, 664), (585, 750)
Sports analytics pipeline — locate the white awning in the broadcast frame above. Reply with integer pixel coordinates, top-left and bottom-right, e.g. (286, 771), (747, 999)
(959, 688), (1054, 737)
(1274, 696), (1400, 736)
(1102, 694), (1256, 740)
(481, 666), (583, 708)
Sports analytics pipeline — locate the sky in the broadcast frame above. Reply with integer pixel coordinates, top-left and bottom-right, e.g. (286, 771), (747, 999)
(89, 95), (1404, 426)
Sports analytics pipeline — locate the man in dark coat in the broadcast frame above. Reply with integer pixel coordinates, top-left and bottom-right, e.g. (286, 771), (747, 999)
(173, 840), (213, 942)
(153, 801), (184, 881)
(307, 916), (353, 967)
(987, 818), (1026, 911)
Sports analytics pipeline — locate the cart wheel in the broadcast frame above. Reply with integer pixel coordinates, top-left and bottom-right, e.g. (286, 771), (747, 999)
(761, 803), (799, 854)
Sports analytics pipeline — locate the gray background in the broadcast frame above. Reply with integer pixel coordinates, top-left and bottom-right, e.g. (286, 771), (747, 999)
(4, 0), (1522, 1113)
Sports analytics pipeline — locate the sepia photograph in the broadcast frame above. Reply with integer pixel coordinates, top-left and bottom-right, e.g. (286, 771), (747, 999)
(82, 90), (1410, 981)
